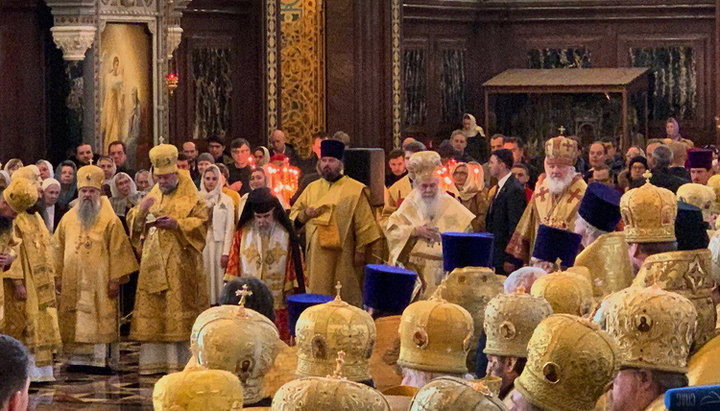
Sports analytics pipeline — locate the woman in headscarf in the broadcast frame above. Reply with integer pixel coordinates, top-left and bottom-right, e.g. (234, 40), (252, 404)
(200, 164), (236, 305)
(4, 158), (23, 176)
(109, 172), (141, 232)
(238, 167), (290, 217)
(39, 178), (66, 233)
(36, 160), (54, 180)
(57, 160), (78, 207)
(452, 162), (489, 232)
(462, 113), (488, 163)
(253, 146), (271, 168)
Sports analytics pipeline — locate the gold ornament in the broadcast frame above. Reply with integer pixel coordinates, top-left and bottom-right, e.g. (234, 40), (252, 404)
(296, 282), (376, 382)
(604, 286), (697, 373)
(574, 232), (634, 298)
(10, 165), (42, 187)
(152, 367), (244, 411)
(677, 183), (715, 212)
(632, 250), (717, 350)
(191, 304), (280, 404)
(2, 178), (39, 213)
(368, 315), (402, 391)
(76, 165), (105, 190)
(408, 376), (506, 411)
(271, 351), (391, 411)
(483, 291), (553, 358)
(619, 174), (677, 243)
(516, 314), (620, 411)
(407, 151), (442, 181)
(397, 295), (474, 373)
(544, 136), (579, 166)
(705, 174), (720, 213)
(150, 143), (179, 175)
(530, 271), (594, 317)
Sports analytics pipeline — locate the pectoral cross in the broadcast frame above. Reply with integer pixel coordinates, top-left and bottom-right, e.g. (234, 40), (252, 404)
(159, 136), (165, 144)
(330, 351), (346, 379)
(558, 125), (566, 136)
(334, 281), (342, 301)
(566, 188), (583, 204)
(89, 158), (94, 165)
(535, 187), (549, 202)
(235, 284), (253, 307)
(642, 170), (653, 184)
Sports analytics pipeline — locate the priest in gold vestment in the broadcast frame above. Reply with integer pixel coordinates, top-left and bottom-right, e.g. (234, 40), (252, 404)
(289, 140), (381, 307)
(386, 151), (474, 297)
(3, 167), (62, 381)
(53, 165), (139, 370)
(127, 144), (210, 375)
(507, 136), (587, 263)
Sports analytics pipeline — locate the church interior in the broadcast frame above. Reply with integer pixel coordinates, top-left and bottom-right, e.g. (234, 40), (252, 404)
(2, 0), (720, 410)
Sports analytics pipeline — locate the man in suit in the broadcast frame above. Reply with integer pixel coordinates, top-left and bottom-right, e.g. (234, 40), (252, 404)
(486, 149), (527, 274)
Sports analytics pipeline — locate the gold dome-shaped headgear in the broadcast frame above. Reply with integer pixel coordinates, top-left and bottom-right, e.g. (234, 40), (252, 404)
(604, 286), (697, 373)
(632, 249), (717, 350)
(483, 291), (553, 359)
(191, 285), (280, 404)
(407, 151), (441, 181)
(76, 165), (105, 190)
(677, 183), (715, 212)
(620, 172), (677, 243)
(150, 143), (179, 174)
(408, 377), (505, 411)
(2, 178), (39, 214)
(545, 136), (579, 166)
(11, 165), (41, 187)
(530, 271), (595, 317)
(296, 282), (376, 382)
(515, 314), (620, 411)
(272, 351), (391, 411)
(152, 368), (244, 411)
(705, 174), (720, 213)
(398, 295), (474, 373)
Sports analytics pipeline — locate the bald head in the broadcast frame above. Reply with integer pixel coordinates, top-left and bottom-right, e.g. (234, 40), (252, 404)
(269, 129), (287, 153)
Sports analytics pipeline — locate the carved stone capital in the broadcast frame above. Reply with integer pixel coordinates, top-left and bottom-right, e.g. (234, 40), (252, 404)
(167, 26), (183, 59)
(50, 25), (97, 61)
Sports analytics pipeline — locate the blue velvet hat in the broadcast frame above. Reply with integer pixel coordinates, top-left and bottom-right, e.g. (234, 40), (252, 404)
(578, 182), (622, 232)
(532, 225), (582, 267)
(688, 148), (713, 170)
(362, 264), (417, 315)
(675, 201), (709, 251)
(286, 293), (333, 336)
(665, 385), (720, 411)
(441, 232), (494, 272)
(320, 139), (345, 160)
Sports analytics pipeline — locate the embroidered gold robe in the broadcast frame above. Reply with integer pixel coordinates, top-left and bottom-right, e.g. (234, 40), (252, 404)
(386, 190), (474, 297)
(687, 332), (720, 386)
(3, 211), (61, 367)
(127, 173), (210, 342)
(53, 197), (139, 345)
(290, 175), (381, 307)
(0, 229), (19, 331)
(381, 175), (412, 227)
(574, 232), (633, 299)
(507, 175), (587, 263)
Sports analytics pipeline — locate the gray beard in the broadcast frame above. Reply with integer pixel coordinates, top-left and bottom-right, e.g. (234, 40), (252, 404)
(160, 182), (179, 195)
(78, 198), (101, 228)
(418, 194), (440, 221)
(546, 173), (575, 195)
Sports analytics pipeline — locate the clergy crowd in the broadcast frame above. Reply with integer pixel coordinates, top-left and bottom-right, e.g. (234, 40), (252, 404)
(2, 113), (720, 410)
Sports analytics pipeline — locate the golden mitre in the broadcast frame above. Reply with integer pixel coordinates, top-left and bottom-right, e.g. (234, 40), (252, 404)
(530, 270), (594, 317)
(604, 286), (697, 373)
(619, 173), (677, 243)
(677, 183), (715, 212)
(515, 314), (620, 411)
(632, 249), (717, 350)
(407, 151), (441, 181)
(152, 367), (244, 411)
(368, 315), (402, 392)
(433, 266), (504, 367)
(191, 302), (280, 404)
(483, 291), (553, 359)
(397, 295), (473, 373)
(11, 165), (41, 186)
(544, 136), (579, 166)
(76, 165), (105, 190)
(271, 352), (391, 411)
(706, 174), (720, 213)
(296, 284), (376, 382)
(150, 143), (179, 174)
(408, 377), (506, 411)
(2, 178), (39, 214)
(574, 232), (634, 298)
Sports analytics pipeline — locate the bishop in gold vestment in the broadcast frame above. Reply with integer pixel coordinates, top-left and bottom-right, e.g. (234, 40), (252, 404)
(289, 140), (380, 307)
(507, 137), (586, 263)
(127, 144), (209, 374)
(53, 165), (139, 369)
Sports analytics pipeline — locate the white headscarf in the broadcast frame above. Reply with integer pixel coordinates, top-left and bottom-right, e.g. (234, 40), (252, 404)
(200, 165), (225, 206)
(109, 172), (137, 198)
(36, 160), (55, 180)
(41, 178), (60, 191)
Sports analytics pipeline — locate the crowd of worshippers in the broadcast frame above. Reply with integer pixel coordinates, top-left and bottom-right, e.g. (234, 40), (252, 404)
(2, 112), (720, 410)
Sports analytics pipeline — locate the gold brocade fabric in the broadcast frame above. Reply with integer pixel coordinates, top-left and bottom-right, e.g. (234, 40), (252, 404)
(53, 197), (139, 345)
(272, 376), (391, 411)
(408, 377), (506, 410)
(368, 316), (402, 392)
(153, 367), (244, 411)
(619, 178), (676, 243)
(3, 212), (61, 366)
(289, 176), (381, 307)
(128, 174), (210, 342)
(381, 175), (412, 228)
(483, 292), (553, 359)
(507, 175), (586, 263)
(0, 228), (19, 331)
(574, 232), (633, 298)
(687, 331), (720, 386)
